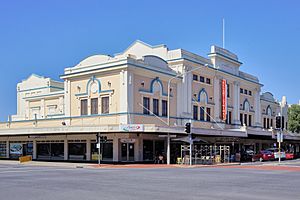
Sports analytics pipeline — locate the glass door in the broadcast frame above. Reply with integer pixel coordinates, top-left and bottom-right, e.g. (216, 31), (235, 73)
(121, 143), (135, 161)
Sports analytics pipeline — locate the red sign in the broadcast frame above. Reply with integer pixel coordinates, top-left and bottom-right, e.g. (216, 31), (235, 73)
(221, 79), (227, 121)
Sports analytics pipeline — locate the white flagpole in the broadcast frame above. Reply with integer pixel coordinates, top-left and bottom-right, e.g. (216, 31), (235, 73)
(223, 18), (225, 49)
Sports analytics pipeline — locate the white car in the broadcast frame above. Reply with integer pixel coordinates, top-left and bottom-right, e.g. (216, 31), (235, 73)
(266, 148), (286, 159)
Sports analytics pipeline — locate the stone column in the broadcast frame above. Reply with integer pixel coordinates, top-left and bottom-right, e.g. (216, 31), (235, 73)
(40, 99), (45, 119)
(33, 140), (37, 159)
(232, 81), (240, 126)
(86, 139), (91, 161)
(6, 141), (9, 158)
(134, 137), (140, 162)
(64, 138), (68, 160)
(113, 137), (119, 162)
(254, 88), (262, 128)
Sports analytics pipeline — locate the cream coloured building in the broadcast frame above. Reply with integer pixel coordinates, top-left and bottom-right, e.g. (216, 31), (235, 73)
(0, 40), (299, 162)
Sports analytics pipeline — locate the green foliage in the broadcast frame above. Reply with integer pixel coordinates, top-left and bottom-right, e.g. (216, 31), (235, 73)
(288, 104), (300, 133)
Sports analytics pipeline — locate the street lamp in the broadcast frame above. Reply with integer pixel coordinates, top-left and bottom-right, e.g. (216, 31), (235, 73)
(166, 63), (208, 165)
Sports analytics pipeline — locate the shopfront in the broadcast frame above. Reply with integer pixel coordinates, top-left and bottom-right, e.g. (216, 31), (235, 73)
(37, 141), (64, 160)
(68, 140), (86, 160)
(91, 140), (113, 161)
(9, 141), (33, 159)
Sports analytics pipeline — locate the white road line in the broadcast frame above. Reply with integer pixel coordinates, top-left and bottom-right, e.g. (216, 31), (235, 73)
(0, 168), (75, 174)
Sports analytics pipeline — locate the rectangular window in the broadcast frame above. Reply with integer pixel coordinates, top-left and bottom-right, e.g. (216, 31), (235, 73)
(240, 88), (243, 94)
(227, 84), (230, 98)
(244, 89), (248, 95)
(206, 107), (211, 122)
(200, 107), (205, 121)
(80, 99), (88, 115)
(226, 111), (232, 124)
(162, 100), (168, 117)
(240, 113), (243, 126)
(153, 98), (159, 116)
(206, 78), (211, 84)
(193, 74), (198, 81)
(101, 96), (109, 114)
(193, 105), (198, 120)
(244, 114), (248, 126)
(248, 115), (252, 127)
(267, 118), (270, 129)
(249, 91), (252, 96)
(200, 76), (205, 83)
(91, 98), (98, 115)
(143, 97), (150, 115)
(263, 118), (266, 128)
(271, 119), (273, 128)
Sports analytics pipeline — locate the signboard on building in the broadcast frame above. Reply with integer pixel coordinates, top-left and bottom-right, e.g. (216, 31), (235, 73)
(10, 143), (23, 155)
(221, 79), (227, 121)
(120, 124), (144, 132)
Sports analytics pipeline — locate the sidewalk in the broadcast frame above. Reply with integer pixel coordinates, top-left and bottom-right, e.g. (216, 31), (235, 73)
(0, 160), (240, 169)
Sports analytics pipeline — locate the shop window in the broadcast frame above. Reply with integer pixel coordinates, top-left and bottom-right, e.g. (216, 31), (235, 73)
(193, 105), (198, 120)
(162, 100), (168, 117)
(0, 142), (7, 158)
(91, 98), (98, 115)
(101, 96), (109, 114)
(143, 140), (154, 161)
(153, 98), (159, 116)
(81, 99), (88, 115)
(193, 74), (198, 81)
(200, 107), (205, 121)
(206, 107), (211, 122)
(143, 97), (150, 114)
(68, 143), (86, 160)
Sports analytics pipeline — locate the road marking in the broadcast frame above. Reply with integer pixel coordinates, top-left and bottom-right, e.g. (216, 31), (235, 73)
(0, 168), (75, 174)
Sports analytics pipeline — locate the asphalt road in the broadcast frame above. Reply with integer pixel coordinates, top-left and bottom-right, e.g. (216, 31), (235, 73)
(0, 163), (299, 200)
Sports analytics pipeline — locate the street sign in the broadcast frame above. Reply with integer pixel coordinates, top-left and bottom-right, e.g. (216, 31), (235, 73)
(277, 132), (283, 143)
(96, 143), (100, 149)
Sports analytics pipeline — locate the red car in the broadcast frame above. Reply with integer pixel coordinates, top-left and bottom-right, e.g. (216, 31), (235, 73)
(285, 153), (295, 160)
(254, 150), (275, 162)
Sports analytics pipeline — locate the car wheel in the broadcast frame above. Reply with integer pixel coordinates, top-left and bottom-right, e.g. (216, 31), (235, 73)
(259, 157), (263, 162)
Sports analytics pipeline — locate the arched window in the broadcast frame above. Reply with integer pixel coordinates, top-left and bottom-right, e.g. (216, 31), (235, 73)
(198, 89), (208, 105)
(193, 89), (211, 122)
(240, 99), (252, 127)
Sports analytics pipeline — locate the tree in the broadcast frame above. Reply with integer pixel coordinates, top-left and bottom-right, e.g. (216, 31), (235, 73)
(288, 104), (300, 133)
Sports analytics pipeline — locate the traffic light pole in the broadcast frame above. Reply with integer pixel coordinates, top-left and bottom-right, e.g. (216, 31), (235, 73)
(278, 130), (281, 163)
(98, 133), (101, 165)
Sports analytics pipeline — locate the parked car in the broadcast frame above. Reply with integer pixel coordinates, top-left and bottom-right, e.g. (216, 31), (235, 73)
(241, 149), (255, 162)
(285, 153), (295, 160)
(266, 148), (286, 160)
(253, 150), (275, 162)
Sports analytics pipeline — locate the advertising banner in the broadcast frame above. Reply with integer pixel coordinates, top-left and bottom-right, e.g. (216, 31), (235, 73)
(10, 143), (23, 155)
(221, 79), (227, 121)
(120, 124), (144, 132)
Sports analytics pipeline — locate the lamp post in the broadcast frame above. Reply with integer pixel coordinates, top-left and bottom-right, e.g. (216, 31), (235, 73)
(166, 64), (208, 165)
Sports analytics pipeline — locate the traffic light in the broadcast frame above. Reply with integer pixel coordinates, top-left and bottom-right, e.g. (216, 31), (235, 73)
(281, 116), (285, 130)
(275, 116), (281, 129)
(185, 122), (191, 133)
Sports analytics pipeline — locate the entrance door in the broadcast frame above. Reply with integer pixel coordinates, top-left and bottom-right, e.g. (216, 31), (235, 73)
(121, 143), (135, 161)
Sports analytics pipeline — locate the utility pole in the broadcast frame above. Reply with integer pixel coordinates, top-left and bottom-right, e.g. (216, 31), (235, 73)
(97, 133), (101, 165)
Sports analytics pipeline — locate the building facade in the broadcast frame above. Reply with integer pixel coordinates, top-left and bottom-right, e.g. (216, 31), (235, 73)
(0, 40), (299, 162)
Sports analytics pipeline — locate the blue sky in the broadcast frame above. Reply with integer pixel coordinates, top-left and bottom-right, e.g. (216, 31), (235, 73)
(0, 0), (299, 121)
